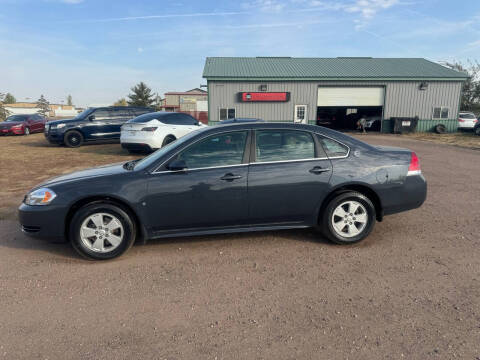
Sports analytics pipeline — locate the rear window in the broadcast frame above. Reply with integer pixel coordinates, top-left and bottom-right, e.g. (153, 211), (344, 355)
(129, 113), (168, 123)
(459, 113), (476, 119)
(318, 136), (349, 158)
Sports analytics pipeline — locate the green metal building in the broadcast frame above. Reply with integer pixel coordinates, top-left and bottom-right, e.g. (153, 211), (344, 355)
(203, 57), (468, 132)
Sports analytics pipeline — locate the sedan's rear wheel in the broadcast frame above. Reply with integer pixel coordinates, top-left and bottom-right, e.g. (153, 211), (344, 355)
(70, 203), (136, 260)
(162, 135), (176, 147)
(321, 192), (375, 244)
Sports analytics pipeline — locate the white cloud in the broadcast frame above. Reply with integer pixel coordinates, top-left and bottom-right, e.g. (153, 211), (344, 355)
(242, 0), (287, 12)
(345, 0), (399, 19)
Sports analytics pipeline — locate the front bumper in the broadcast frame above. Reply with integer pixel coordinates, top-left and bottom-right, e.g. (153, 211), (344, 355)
(44, 129), (64, 144)
(18, 203), (68, 242)
(0, 128), (24, 135)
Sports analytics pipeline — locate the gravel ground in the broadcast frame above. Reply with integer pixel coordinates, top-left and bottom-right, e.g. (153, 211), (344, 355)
(0, 134), (479, 359)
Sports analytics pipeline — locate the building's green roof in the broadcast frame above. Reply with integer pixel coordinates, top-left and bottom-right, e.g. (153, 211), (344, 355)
(203, 57), (468, 81)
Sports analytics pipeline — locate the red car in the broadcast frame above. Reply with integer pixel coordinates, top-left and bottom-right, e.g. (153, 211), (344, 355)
(0, 114), (46, 135)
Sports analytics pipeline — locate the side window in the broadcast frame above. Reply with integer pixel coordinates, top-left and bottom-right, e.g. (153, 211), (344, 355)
(111, 109), (131, 119)
(177, 114), (198, 125)
(255, 130), (315, 163)
(219, 108), (236, 120)
(176, 131), (248, 169)
(92, 109), (110, 121)
(318, 136), (349, 158)
(133, 108), (150, 117)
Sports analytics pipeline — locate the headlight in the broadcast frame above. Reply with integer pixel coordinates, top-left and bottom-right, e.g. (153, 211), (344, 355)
(24, 188), (57, 206)
(55, 124), (66, 129)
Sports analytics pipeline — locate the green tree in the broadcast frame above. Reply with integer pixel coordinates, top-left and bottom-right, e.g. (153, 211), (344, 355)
(113, 98), (128, 106)
(0, 93), (10, 121)
(445, 60), (480, 112)
(4, 93), (16, 104)
(127, 82), (155, 107)
(36, 95), (50, 117)
(67, 95), (73, 106)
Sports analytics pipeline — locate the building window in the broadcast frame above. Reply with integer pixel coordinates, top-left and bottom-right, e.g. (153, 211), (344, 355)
(433, 107), (449, 120)
(219, 108), (236, 120)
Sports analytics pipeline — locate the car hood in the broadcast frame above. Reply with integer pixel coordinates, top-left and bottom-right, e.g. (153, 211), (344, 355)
(39, 162), (128, 187)
(0, 121), (22, 128)
(47, 118), (79, 126)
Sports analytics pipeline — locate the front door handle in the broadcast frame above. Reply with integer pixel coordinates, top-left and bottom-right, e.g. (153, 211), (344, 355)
(309, 166), (331, 174)
(220, 173), (243, 181)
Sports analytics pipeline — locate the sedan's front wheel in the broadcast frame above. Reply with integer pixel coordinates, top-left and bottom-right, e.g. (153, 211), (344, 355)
(321, 191), (375, 244)
(70, 203), (136, 260)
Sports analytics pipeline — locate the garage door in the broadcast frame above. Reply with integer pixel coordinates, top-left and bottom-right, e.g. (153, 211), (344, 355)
(317, 87), (384, 107)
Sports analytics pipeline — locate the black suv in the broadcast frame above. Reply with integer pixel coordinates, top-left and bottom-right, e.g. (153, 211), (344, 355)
(44, 106), (155, 147)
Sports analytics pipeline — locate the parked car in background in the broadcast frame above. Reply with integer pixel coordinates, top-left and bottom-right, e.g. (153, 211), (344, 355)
(0, 114), (46, 136)
(364, 115), (382, 131)
(220, 118), (264, 124)
(44, 106), (154, 147)
(19, 122), (427, 260)
(120, 111), (205, 153)
(457, 112), (478, 130)
(474, 117), (480, 136)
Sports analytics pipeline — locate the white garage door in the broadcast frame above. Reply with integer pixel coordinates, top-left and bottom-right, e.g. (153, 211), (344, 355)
(317, 87), (384, 107)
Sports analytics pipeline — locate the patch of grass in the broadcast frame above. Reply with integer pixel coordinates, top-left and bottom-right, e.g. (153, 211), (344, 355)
(0, 134), (139, 218)
(403, 131), (480, 150)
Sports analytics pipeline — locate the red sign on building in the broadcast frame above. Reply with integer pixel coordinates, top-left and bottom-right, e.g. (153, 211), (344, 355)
(238, 92), (290, 102)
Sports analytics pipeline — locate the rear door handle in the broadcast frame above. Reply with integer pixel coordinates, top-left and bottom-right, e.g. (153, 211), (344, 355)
(309, 166), (331, 174)
(220, 173), (243, 181)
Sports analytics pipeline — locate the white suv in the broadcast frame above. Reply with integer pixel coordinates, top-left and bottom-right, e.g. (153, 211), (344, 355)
(121, 112), (206, 153)
(458, 112), (478, 130)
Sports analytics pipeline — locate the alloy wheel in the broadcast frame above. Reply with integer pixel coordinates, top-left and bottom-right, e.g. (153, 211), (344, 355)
(331, 200), (368, 238)
(80, 213), (124, 253)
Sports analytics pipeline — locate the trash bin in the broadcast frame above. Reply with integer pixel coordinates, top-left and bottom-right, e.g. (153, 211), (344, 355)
(392, 117), (418, 134)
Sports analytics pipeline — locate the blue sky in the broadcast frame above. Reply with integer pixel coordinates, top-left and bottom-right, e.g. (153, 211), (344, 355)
(0, 0), (479, 106)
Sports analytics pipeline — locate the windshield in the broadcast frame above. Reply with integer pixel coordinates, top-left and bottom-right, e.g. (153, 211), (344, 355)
(73, 108), (94, 120)
(5, 115), (27, 122)
(134, 128), (208, 171)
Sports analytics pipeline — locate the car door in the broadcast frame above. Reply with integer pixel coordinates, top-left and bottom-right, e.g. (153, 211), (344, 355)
(247, 129), (333, 225)
(105, 108), (130, 139)
(145, 130), (250, 234)
(83, 108), (111, 140)
(164, 114), (196, 138)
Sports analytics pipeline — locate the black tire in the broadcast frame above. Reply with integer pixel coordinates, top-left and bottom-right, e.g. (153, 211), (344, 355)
(320, 191), (376, 245)
(70, 202), (136, 260)
(435, 124), (446, 134)
(475, 126), (480, 136)
(161, 135), (176, 147)
(64, 130), (84, 148)
(24, 127), (30, 135)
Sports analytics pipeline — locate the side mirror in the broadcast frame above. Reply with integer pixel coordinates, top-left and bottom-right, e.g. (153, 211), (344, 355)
(88, 114), (95, 121)
(168, 159), (187, 171)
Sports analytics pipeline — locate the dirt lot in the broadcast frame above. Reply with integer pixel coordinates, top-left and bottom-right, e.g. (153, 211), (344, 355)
(0, 133), (479, 359)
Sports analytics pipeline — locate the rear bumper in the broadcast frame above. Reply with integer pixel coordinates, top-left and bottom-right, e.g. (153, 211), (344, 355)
(382, 174), (427, 216)
(18, 203), (67, 242)
(121, 142), (155, 152)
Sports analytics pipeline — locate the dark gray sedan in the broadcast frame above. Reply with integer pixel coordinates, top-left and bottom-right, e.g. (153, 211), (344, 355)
(19, 123), (426, 260)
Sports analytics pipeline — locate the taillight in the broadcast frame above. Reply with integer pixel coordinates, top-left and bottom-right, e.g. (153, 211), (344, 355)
(141, 127), (157, 132)
(407, 152), (421, 176)
(458, 118), (465, 122)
